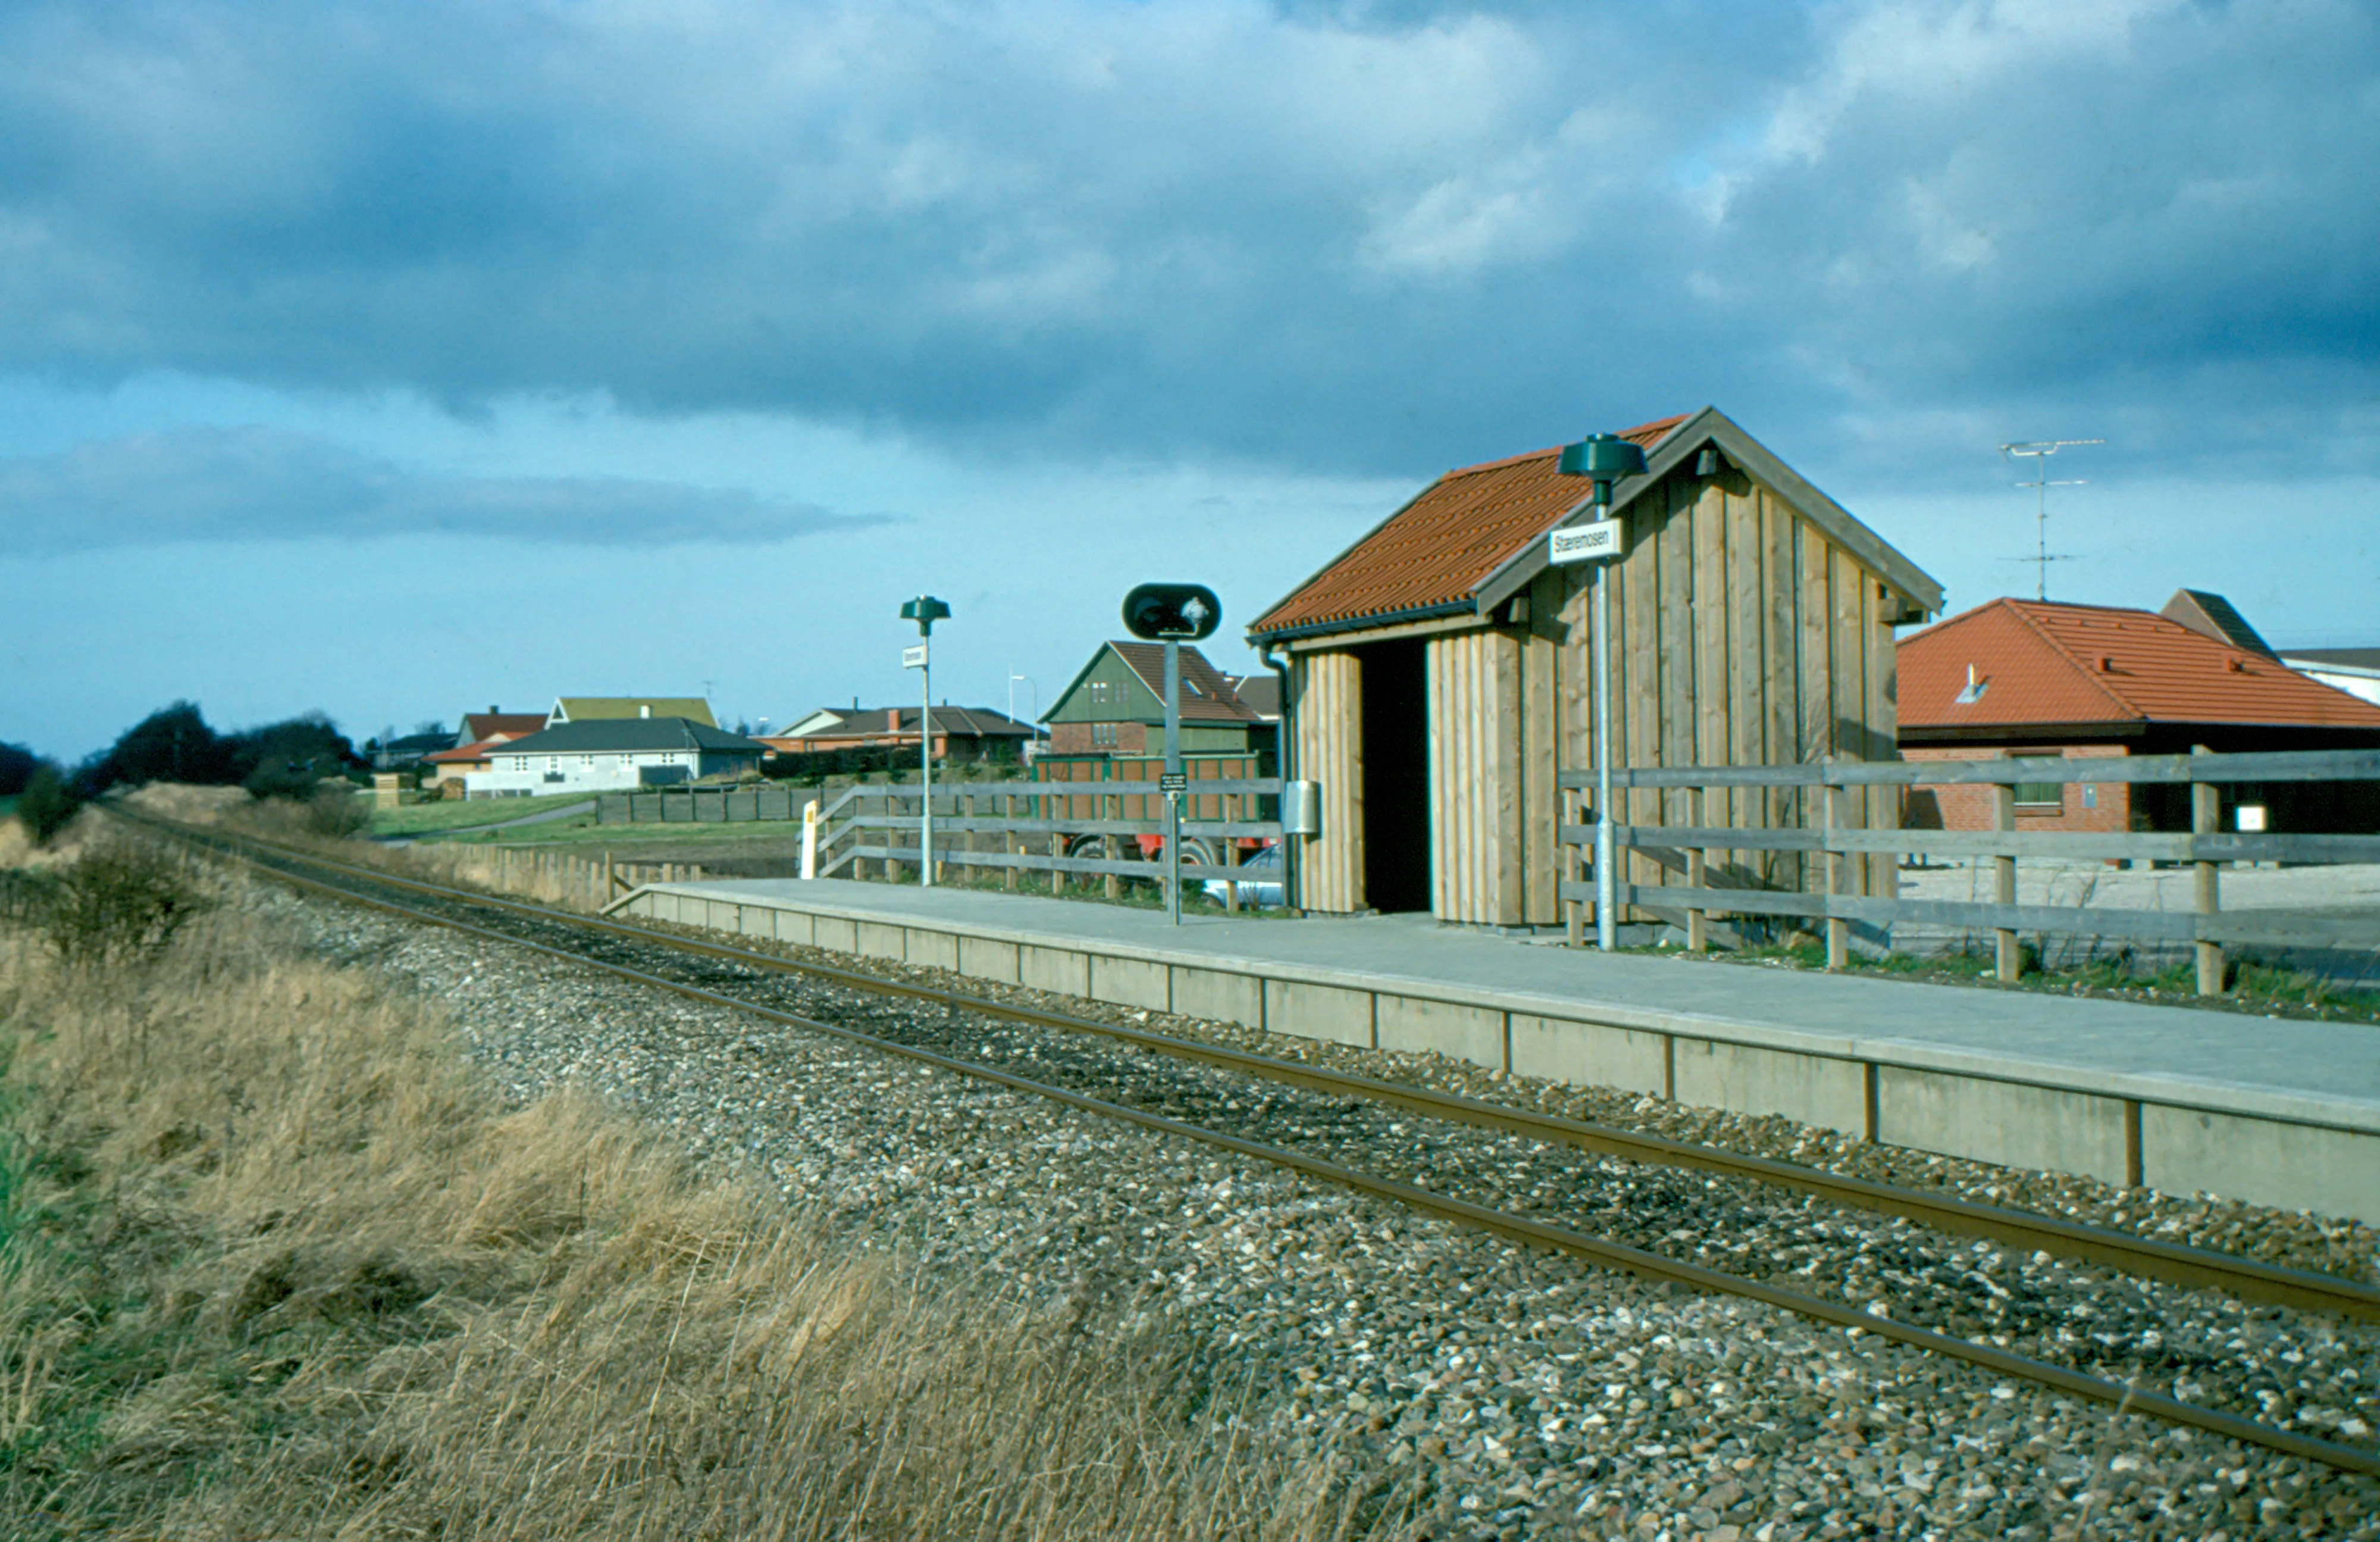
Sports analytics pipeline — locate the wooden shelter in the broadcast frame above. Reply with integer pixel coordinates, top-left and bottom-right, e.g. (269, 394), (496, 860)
(1247, 406), (1944, 925)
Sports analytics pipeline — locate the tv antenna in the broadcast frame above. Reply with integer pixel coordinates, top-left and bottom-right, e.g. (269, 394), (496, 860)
(1998, 438), (2101, 600)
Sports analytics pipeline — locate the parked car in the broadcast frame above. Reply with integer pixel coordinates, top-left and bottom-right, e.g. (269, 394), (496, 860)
(1202, 842), (1283, 909)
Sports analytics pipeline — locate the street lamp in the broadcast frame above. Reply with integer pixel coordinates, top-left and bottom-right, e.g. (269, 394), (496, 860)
(899, 595), (951, 885)
(1554, 432), (1647, 951)
(1008, 669), (1039, 756)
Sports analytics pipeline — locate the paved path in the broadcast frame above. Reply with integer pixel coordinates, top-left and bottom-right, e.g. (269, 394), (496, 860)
(658, 877), (2380, 1126)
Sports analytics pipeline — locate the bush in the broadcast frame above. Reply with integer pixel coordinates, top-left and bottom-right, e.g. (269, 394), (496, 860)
(304, 781), (371, 839)
(18, 837), (212, 967)
(15, 765), (83, 846)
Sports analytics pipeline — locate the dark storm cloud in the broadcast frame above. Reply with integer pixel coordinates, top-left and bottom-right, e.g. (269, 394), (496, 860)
(0, 426), (886, 551)
(0, 1), (2373, 484)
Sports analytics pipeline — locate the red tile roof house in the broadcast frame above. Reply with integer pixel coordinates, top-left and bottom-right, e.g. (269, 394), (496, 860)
(1898, 594), (2380, 838)
(1248, 406), (1943, 925)
(1034, 642), (1277, 844)
(421, 709), (553, 795)
(759, 705), (1035, 764)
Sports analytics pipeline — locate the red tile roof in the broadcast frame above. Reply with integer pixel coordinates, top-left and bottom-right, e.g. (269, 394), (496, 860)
(1110, 643), (1264, 724)
(462, 712), (549, 742)
(426, 736), (508, 764)
(1900, 599), (2380, 731)
(1250, 416), (1686, 637)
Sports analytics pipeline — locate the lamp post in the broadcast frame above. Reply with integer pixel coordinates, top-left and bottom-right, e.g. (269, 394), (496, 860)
(1008, 670), (1038, 758)
(1554, 433), (1648, 951)
(899, 595), (951, 885)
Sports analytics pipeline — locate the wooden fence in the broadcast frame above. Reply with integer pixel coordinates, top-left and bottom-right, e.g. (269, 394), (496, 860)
(597, 786), (807, 824)
(816, 777), (1283, 911)
(1555, 747), (2380, 994)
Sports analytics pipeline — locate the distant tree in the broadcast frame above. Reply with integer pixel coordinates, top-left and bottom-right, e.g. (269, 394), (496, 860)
(73, 702), (365, 800)
(77, 702), (231, 795)
(226, 714), (365, 799)
(17, 764), (82, 844)
(0, 740), (40, 797)
(411, 719), (449, 739)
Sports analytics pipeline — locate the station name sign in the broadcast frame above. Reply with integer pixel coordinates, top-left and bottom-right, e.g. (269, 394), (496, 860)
(1548, 518), (1624, 565)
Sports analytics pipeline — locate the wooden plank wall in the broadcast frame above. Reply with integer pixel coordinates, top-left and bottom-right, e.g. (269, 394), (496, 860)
(1292, 650), (1366, 912)
(1428, 623), (1523, 914)
(1564, 464), (1905, 919)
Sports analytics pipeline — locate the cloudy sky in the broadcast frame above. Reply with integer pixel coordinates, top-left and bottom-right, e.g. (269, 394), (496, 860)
(2, 0), (2374, 758)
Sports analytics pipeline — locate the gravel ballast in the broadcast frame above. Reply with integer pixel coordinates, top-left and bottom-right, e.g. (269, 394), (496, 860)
(273, 881), (2378, 1540)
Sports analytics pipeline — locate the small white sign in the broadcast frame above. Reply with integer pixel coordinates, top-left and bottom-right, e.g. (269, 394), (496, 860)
(902, 643), (928, 670)
(2235, 804), (2267, 832)
(1549, 518), (1624, 564)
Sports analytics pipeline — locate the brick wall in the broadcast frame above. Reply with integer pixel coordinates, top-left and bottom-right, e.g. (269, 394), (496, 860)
(1902, 744), (2131, 833)
(1047, 721), (1151, 756)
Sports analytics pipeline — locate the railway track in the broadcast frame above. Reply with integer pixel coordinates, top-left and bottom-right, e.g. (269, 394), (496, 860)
(127, 811), (2380, 1478)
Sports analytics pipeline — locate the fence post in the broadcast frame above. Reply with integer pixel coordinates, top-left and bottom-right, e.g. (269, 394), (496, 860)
(1104, 795), (1123, 904)
(1562, 786), (1584, 947)
(1050, 832), (1064, 894)
(1993, 781), (2020, 982)
(1824, 772), (1850, 970)
(2193, 746), (2225, 995)
(1222, 835), (1239, 915)
(1686, 784), (1708, 953)
(1004, 792), (1019, 892)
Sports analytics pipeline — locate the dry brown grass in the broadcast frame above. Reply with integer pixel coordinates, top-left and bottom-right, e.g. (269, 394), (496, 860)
(0, 854), (1405, 1539)
(120, 782), (250, 825)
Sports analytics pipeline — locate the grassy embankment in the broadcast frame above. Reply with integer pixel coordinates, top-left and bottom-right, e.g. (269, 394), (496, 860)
(0, 821), (1393, 1538)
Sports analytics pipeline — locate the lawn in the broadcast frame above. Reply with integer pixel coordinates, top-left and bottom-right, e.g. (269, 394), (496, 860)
(368, 790), (598, 837)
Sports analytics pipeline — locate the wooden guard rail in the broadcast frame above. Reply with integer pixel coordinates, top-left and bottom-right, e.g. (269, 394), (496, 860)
(815, 777), (1283, 911)
(1555, 747), (2380, 994)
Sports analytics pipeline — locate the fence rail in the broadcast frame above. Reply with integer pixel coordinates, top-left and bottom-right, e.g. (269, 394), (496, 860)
(815, 777), (1284, 909)
(1558, 746), (2380, 790)
(1555, 749), (2380, 993)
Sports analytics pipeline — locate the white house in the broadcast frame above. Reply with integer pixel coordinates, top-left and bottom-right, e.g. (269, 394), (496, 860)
(465, 717), (769, 798)
(2282, 648), (2380, 708)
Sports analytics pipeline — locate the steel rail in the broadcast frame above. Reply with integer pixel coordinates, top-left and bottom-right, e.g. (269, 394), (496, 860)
(137, 813), (2380, 1328)
(136, 814), (2380, 1478)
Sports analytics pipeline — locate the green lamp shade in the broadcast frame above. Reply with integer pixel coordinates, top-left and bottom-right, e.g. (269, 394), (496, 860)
(900, 595), (951, 634)
(1556, 434), (1648, 481)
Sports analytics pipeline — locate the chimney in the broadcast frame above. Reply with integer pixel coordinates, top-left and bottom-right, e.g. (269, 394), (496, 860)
(640, 704), (651, 718)
(488, 703), (498, 713)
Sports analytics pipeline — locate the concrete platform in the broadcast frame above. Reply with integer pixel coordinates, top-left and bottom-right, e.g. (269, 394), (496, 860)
(610, 878), (2380, 1223)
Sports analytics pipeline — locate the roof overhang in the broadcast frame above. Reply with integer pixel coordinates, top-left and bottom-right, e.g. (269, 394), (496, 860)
(1252, 599), (1481, 648)
(1471, 405), (1946, 621)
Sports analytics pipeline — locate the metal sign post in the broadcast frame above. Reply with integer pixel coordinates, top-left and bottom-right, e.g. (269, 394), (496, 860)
(1164, 636), (1182, 923)
(1553, 434), (1648, 951)
(1121, 583), (1222, 927)
(898, 596), (950, 887)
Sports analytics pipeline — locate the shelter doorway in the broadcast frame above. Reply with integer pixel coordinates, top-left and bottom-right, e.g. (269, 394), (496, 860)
(1357, 637), (1431, 912)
